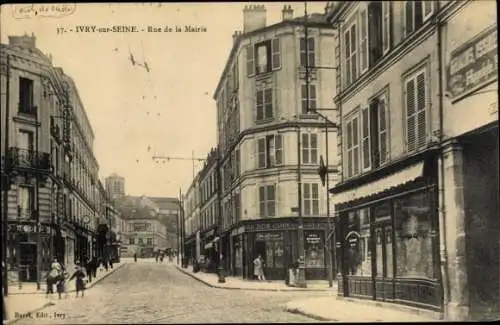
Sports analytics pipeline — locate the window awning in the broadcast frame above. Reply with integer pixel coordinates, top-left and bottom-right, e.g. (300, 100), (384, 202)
(204, 236), (220, 249)
(332, 162), (424, 207)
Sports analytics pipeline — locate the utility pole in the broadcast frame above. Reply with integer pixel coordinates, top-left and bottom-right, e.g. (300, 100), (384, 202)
(35, 83), (42, 290)
(2, 53), (11, 296)
(177, 188), (181, 265)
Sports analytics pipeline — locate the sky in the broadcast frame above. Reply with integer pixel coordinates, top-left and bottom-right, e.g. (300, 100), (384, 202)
(1, 2), (328, 197)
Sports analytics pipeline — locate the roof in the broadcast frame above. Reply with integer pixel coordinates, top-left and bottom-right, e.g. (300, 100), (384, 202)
(213, 12), (333, 99)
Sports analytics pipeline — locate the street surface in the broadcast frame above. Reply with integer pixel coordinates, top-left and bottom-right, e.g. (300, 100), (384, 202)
(12, 260), (324, 324)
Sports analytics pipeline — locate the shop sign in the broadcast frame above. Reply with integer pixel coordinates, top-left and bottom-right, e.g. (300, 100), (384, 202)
(246, 222), (293, 232)
(448, 25), (497, 99)
(345, 231), (360, 248)
(256, 232), (283, 241)
(306, 233), (321, 244)
(9, 224), (49, 233)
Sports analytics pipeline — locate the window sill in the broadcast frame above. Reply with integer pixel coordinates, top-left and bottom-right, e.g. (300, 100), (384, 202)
(255, 118), (275, 125)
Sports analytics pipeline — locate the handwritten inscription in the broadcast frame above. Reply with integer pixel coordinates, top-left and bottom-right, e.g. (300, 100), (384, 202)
(13, 4), (76, 19)
(14, 311), (66, 320)
(56, 25), (207, 35)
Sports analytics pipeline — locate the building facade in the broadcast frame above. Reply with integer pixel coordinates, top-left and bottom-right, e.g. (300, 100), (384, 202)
(184, 173), (201, 262)
(105, 173), (125, 200)
(208, 5), (339, 281)
(1, 34), (104, 285)
(326, 0), (498, 320)
(184, 148), (219, 268)
(122, 218), (168, 258)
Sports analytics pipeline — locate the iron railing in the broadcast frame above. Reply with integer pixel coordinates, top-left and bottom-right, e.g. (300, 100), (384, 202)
(8, 147), (50, 170)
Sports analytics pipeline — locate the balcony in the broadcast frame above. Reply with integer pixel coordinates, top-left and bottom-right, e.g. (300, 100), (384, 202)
(8, 147), (50, 171)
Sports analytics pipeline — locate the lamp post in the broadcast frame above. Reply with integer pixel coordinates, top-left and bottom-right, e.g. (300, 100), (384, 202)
(296, 123), (307, 288)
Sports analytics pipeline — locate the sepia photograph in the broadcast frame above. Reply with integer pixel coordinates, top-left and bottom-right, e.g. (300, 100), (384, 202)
(1, 1), (498, 323)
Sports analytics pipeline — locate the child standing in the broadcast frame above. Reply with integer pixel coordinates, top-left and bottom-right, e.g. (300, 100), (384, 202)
(56, 271), (69, 299)
(69, 266), (86, 297)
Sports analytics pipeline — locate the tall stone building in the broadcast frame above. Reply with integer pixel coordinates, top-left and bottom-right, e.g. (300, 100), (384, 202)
(105, 173), (125, 200)
(1, 34), (107, 286)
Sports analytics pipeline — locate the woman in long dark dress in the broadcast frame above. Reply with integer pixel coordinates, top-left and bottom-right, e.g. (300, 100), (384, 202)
(69, 266), (86, 297)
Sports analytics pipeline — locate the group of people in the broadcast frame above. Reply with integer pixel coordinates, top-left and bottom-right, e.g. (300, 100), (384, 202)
(155, 250), (175, 263)
(45, 256), (114, 299)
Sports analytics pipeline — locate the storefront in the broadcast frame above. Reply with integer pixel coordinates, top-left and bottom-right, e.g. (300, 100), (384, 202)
(332, 154), (442, 311)
(225, 217), (328, 281)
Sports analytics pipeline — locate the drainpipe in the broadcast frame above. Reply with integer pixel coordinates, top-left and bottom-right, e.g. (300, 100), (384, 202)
(437, 10), (451, 316)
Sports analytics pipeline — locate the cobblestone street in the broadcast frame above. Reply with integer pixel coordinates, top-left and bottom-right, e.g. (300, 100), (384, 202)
(11, 261), (324, 324)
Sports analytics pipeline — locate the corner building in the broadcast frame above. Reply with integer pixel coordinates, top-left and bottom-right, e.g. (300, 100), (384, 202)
(213, 5), (338, 281)
(326, 0), (498, 320)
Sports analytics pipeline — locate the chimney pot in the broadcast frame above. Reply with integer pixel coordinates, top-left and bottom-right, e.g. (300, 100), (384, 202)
(243, 4), (267, 33)
(282, 4), (294, 21)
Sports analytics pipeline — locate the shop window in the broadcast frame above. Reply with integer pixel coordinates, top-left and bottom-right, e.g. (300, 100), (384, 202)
(257, 232), (284, 268)
(345, 208), (371, 276)
(394, 192), (434, 279)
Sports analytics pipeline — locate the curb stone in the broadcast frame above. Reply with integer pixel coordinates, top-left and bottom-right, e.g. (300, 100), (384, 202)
(174, 265), (334, 292)
(4, 263), (126, 324)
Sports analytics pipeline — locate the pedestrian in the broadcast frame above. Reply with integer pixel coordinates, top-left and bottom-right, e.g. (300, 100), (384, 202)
(85, 257), (93, 283)
(253, 255), (266, 281)
(69, 265), (86, 297)
(155, 252), (159, 263)
(109, 257), (114, 269)
(91, 256), (98, 278)
(46, 258), (62, 297)
(56, 270), (69, 299)
(103, 258), (109, 271)
(133, 253), (137, 263)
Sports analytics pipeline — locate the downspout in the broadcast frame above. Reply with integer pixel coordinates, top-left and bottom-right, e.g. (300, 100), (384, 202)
(436, 8), (450, 316)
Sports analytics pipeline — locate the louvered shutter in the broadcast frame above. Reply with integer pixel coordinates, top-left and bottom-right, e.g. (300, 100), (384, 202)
(310, 84), (317, 110)
(246, 44), (255, 76)
(416, 72), (427, 148)
(264, 88), (273, 119)
(300, 37), (306, 66)
(301, 84), (307, 113)
(360, 10), (368, 72)
(271, 38), (281, 70)
(275, 134), (283, 166)
(256, 90), (263, 121)
(267, 185), (276, 217)
(350, 25), (357, 82)
(405, 1), (414, 36)
(378, 98), (387, 164)
(346, 121), (353, 177)
(308, 37), (315, 67)
(302, 133), (309, 164)
(406, 78), (416, 151)
(352, 116), (360, 175)
(361, 106), (371, 170)
(312, 183), (319, 215)
(258, 138), (266, 168)
(344, 31), (351, 86)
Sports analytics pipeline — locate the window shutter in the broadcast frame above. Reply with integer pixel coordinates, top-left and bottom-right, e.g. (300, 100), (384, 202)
(361, 106), (371, 170)
(344, 31), (351, 86)
(378, 98), (388, 164)
(308, 37), (315, 67)
(274, 87), (280, 119)
(382, 2), (391, 54)
(360, 10), (368, 73)
(258, 138), (266, 168)
(310, 133), (318, 164)
(256, 90), (263, 121)
(267, 185), (276, 217)
(312, 184), (319, 215)
(406, 78), (416, 151)
(301, 84), (307, 113)
(405, 1), (414, 35)
(350, 25), (357, 82)
(246, 44), (255, 76)
(302, 133), (309, 164)
(303, 183), (310, 215)
(310, 84), (317, 110)
(352, 116), (360, 175)
(264, 88), (273, 119)
(346, 120), (353, 177)
(416, 72), (427, 148)
(275, 134), (283, 165)
(271, 38), (281, 70)
(300, 37), (306, 66)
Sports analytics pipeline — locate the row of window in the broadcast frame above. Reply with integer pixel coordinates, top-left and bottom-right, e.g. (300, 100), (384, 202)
(344, 66), (428, 178)
(259, 183), (320, 218)
(222, 192), (241, 230)
(200, 201), (218, 232)
(200, 170), (217, 204)
(343, 1), (434, 88)
(246, 37), (316, 77)
(257, 133), (319, 168)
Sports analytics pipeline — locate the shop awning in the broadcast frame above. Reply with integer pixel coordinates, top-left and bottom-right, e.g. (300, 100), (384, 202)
(204, 236), (220, 249)
(332, 162), (424, 207)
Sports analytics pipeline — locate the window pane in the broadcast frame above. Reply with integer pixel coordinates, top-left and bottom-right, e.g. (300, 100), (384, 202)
(394, 192), (434, 279)
(303, 183), (310, 198)
(352, 117), (359, 146)
(267, 200), (275, 217)
(258, 138), (266, 168)
(267, 185), (275, 201)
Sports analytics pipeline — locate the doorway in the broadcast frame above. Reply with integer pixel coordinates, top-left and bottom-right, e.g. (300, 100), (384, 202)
(373, 221), (394, 302)
(19, 243), (37, 282)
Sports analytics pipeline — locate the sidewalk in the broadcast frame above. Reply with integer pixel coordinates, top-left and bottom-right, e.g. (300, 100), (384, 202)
(175, 264), (337, 292)
(285, 296), (443, 322)
(4, 261), (126, 324)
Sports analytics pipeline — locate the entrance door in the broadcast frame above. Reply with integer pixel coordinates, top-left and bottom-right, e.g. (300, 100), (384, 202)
(19, 243), (37, 282)
(374, 223), (394, 301)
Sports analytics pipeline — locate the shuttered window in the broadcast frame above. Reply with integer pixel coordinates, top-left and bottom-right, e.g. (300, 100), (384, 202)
(345, 114), (360, 178)
(405, 1), (431, 36)
(256, 88), (273, 121)
(360, 10), (368, 73)
(259, 185), (276, 218)
(271, 38), (281, 70)
(246, 44), (255, 76)
(301, 84), (317, 113)
(344, 23), (357, 87)
(300, 37), (315, 67)
(258, 138), (266, 168)
(302, 133), (318, 165)
(405, 69), (427, 152)
(257, 135), (283, 168)
(275, 135), (283, 165)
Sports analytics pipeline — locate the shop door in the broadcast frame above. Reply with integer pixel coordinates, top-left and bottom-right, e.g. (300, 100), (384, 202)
(19, 243), (37, 282)
(373, 223), (394, 301)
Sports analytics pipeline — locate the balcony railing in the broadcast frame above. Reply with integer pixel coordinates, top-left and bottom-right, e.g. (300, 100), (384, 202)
(8, 147), (50, 170)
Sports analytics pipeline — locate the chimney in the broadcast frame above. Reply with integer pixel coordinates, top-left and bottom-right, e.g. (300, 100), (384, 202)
(282, 5), (294, 21)
(243, 4), (267, 33)
(8, 33), (36, 48)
